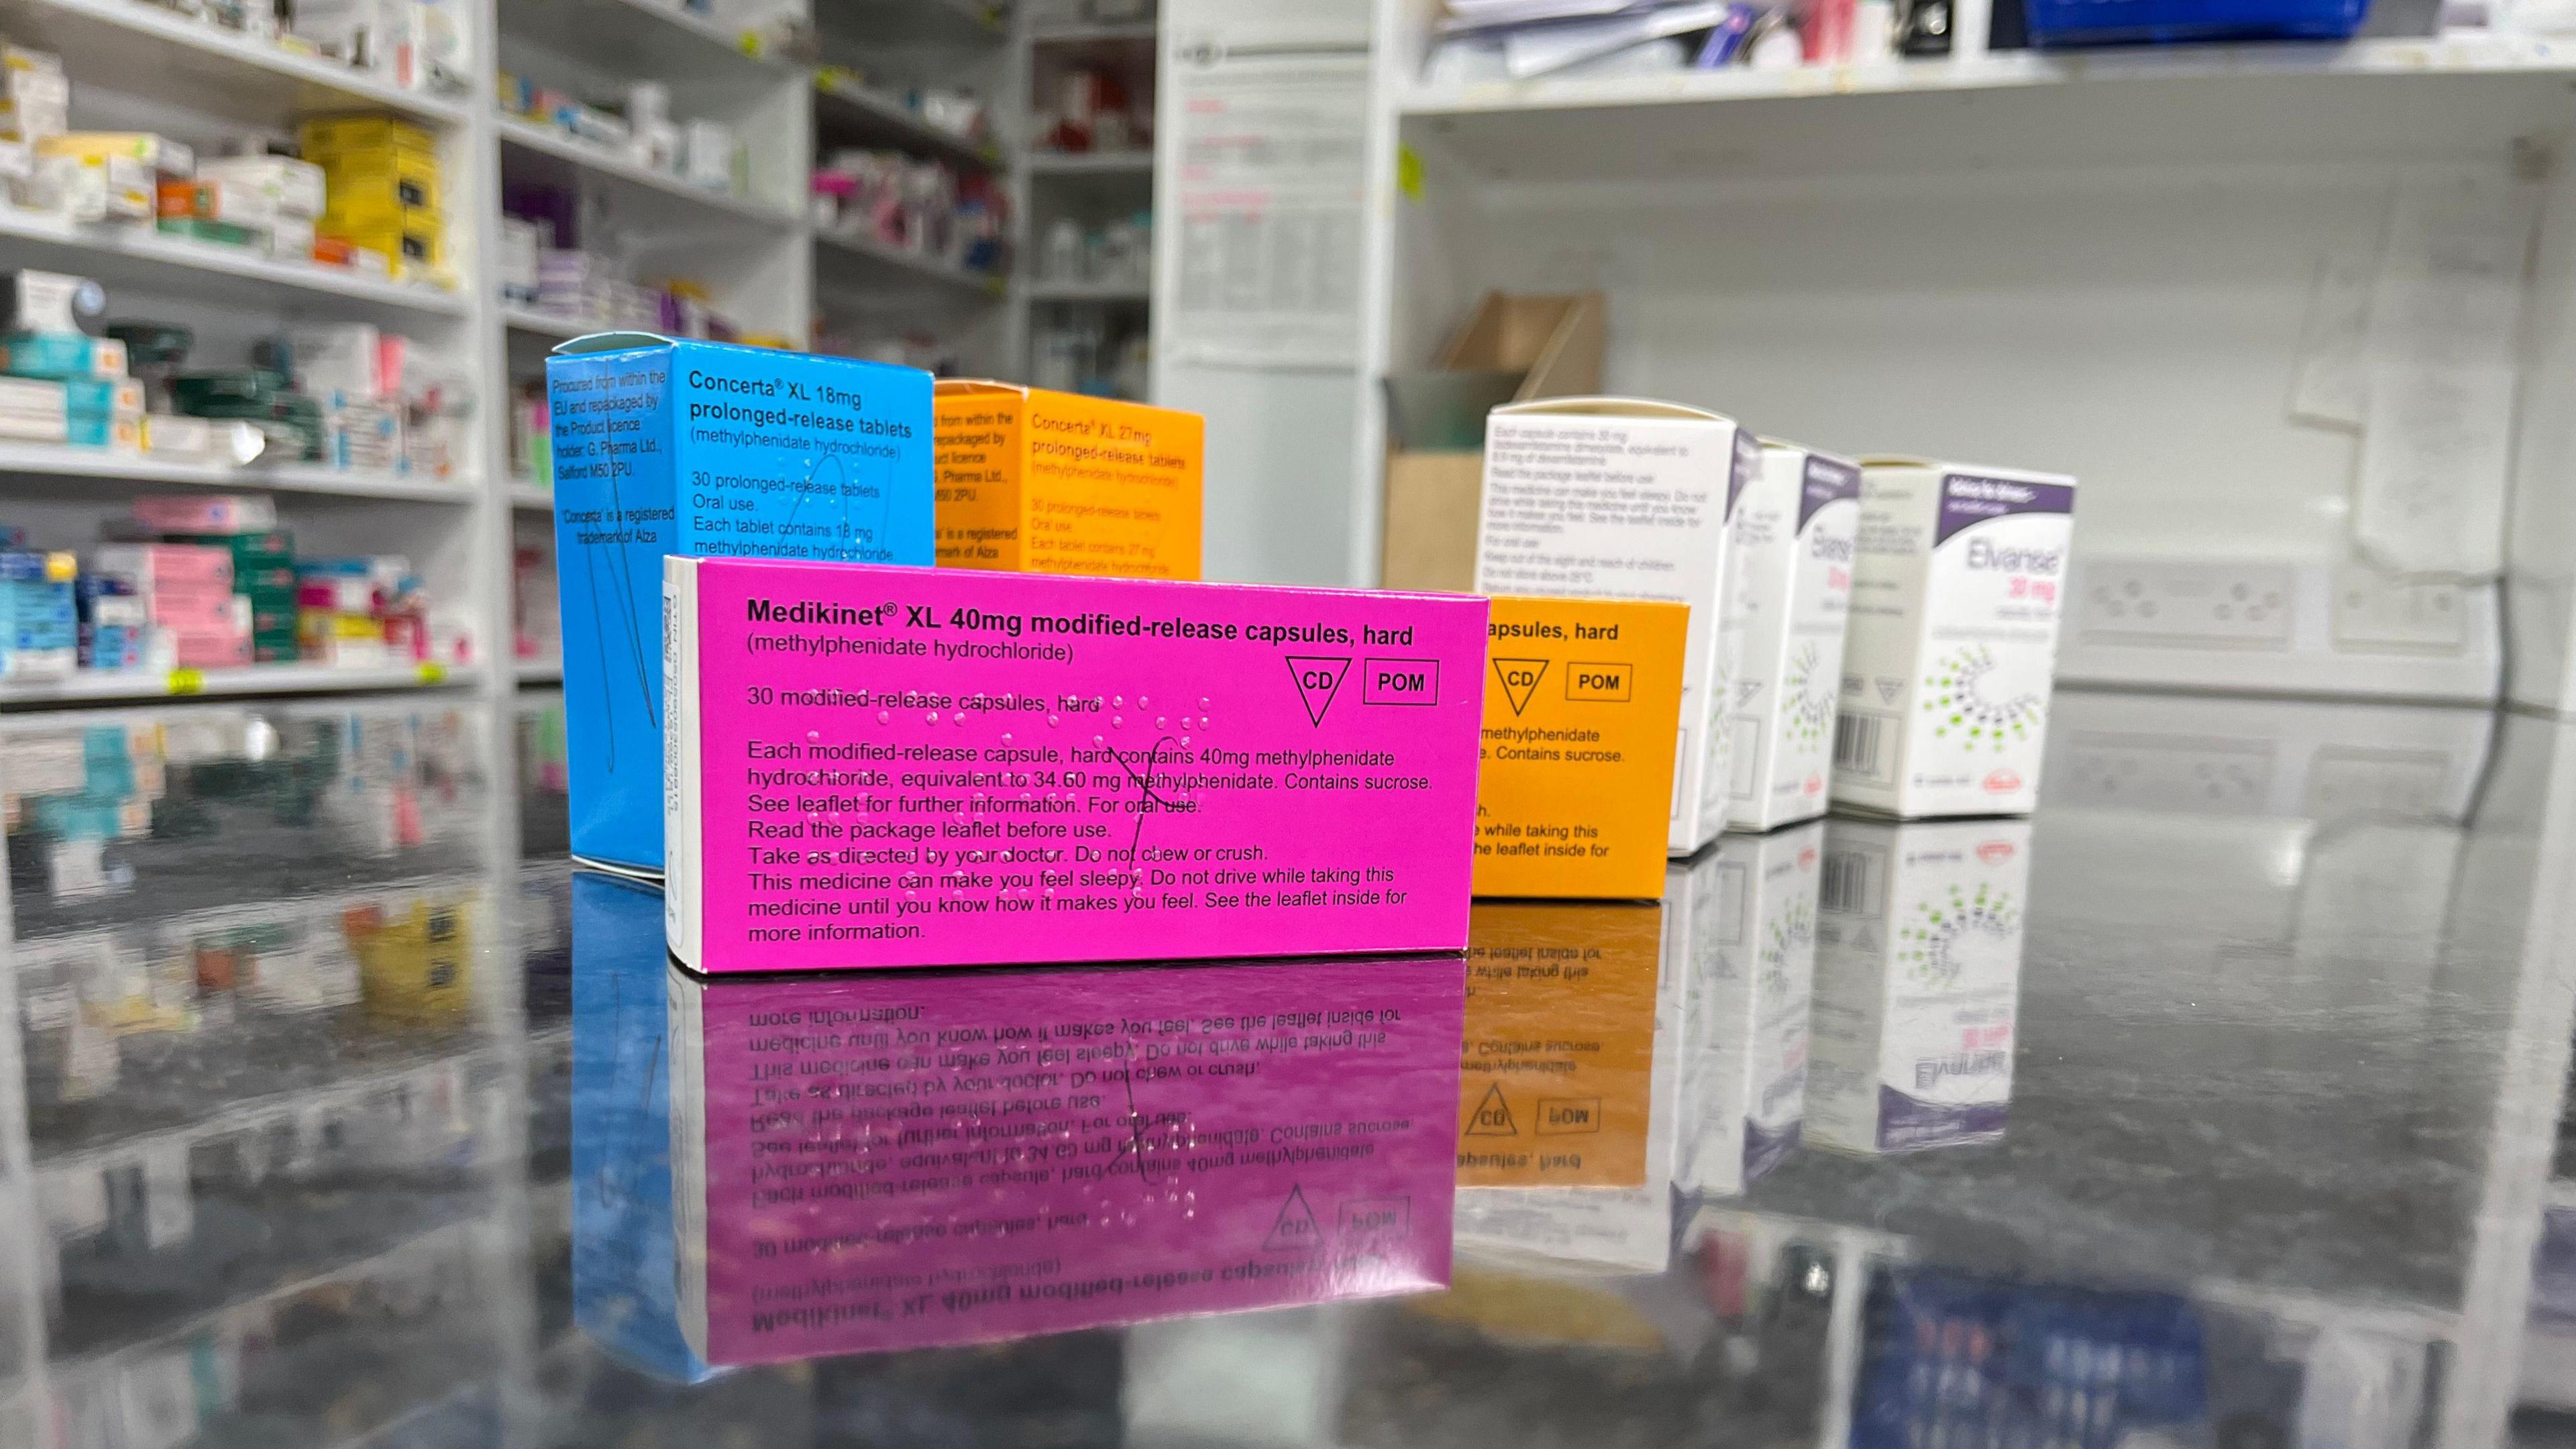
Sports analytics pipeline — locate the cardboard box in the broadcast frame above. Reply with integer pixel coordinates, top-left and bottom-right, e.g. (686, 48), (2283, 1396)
(663, 555), (1487, 970)
(93, 543), (233, 593)
(286, 323), (382, 401)
(1723, 443), (1862, 830)
(298, 115), (435, 155)
(198, 156), (327, 219)
(36, 131), (193, 176)
(1, 269), (101, 335)
(131, 493), (278, 536)
(1807, 817), (2027, 1155)
(1472, 594), (1687, 900)
(547, 333), (934, 872)
(568, 869), (1463, 1369)
(1478, 398), (1759, 856)
(1671, 822), (1821, 1196)
(1831, 460), (2076, 818)
(932, 380), (1203, 579)
(1381, 291), (1603, 593)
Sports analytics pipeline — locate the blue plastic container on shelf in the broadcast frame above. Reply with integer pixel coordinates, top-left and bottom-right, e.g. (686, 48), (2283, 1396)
(2023, 0), (2369, 45)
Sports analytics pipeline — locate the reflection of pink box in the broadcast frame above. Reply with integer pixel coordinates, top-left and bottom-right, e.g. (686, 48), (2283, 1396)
(670, 951), (1465, 1364)
(663, 557), (1488, 972)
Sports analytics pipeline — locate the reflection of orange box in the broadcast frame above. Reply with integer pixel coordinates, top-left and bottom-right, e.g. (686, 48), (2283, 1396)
(1474, 596), (1688, 900)
(1456, 898), (1662, 1187)
(932, 380), (1204, 579)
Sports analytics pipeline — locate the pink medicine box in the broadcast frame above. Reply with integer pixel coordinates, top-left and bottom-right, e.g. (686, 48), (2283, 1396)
(663, 556), (1488, 972)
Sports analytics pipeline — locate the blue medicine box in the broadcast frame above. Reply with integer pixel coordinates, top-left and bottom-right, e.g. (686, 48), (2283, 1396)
(547, 333), (934, 871)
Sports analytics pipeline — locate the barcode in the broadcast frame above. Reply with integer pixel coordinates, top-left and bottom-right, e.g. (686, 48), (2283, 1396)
(1820, 847), (1884, 916)
(1833, 710), (1892, 782)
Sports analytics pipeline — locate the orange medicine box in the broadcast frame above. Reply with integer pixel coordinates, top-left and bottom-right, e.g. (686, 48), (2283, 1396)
(1474, 596), (1688, 900)
(1456, 898), (1663, 1188)
(932, 379), (1204, 579)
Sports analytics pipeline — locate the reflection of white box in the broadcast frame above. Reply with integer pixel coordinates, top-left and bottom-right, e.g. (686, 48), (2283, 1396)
(1477, 398), (1758, 854)
(1724, 444), (1861, 831)
(1808, 817), (2028, 1155)
(1831, 461), (2075, 818)
(1673, 822), (1821, 1196)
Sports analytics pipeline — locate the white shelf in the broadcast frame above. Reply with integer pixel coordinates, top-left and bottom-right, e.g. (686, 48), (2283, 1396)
(1401, 34), (2576, 117)
(496, 114), (802, 229)
(0, 442), (476, 502)
(814, 73), (1006, 171)
(0, 0), (469, 129)
(1032, 19), (1157, 44)
(818, 0), (1004, 47)
(1027, 148), (1155, 174)
(498, 0), (790, 82)
(813, 228), (1003, 297)
(510, 482), (554, 511)
(0, 206), (465, 319)
(1025, 278), (1150, 303)
(0, 661), (481, 707)
(500, 303), (595, 341)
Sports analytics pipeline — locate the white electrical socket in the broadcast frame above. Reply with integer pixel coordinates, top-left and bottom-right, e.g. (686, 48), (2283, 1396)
(2059, 555), (2498, 702)
(2078, 560), (2298, 651)
(2304, 747), (2456, 819)
(2330, 564), (2470, 654)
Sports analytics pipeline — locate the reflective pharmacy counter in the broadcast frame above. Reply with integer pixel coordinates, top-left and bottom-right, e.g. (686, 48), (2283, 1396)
(4, 688), (2576, 1447)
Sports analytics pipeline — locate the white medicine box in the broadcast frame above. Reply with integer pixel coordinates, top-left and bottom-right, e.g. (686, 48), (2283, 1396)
(1723, 443), (1861, 831)
(1831, 460), (2076, 819)
(1477, 396), (1757, 855)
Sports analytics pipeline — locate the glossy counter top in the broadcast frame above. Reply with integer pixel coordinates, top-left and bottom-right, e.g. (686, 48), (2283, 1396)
(3, 687), (2573, 1447)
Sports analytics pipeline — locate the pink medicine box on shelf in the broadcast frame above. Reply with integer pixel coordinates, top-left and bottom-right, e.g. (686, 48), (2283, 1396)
(662, 555), (1489, 973)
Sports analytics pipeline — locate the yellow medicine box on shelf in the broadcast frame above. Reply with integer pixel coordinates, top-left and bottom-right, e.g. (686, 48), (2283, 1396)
(1473, 595), (1688, 900)
(321, 219), (442, 281)
(316, 147), (441, 223)
(932, 379), (1204, 580)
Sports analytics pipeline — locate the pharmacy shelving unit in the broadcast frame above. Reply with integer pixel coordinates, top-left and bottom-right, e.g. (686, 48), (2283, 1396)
(492, 0), (812, 707)
(0, 0), (506, 718)
(809, 0), (1016, 376)
(1354, 10), (2576, 718)
(1014, 5), (1158, 396)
